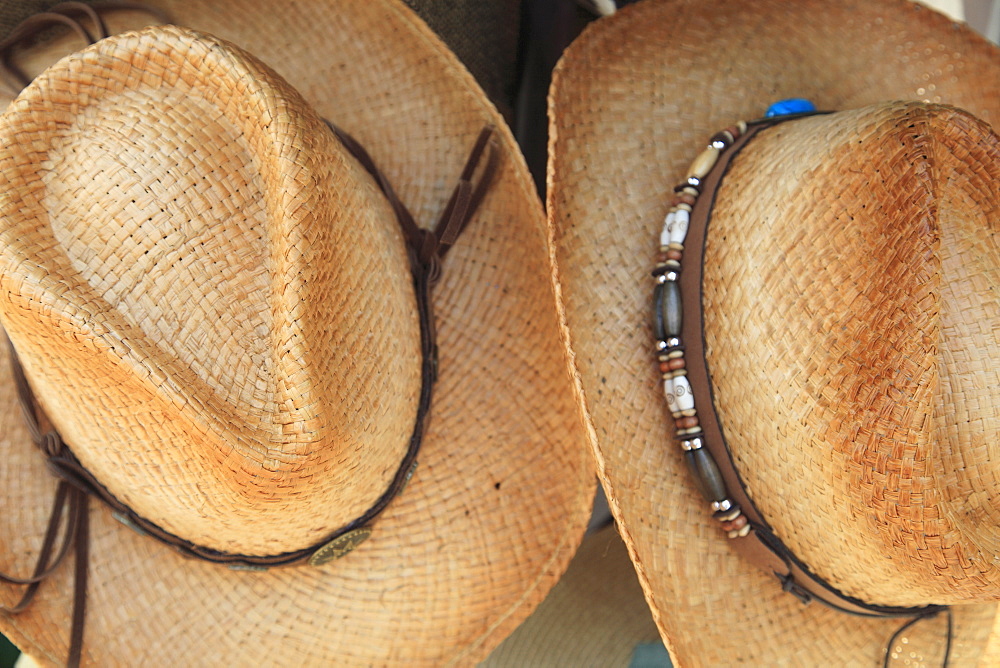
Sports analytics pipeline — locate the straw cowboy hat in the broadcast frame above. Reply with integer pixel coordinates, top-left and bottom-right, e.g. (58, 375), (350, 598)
(548, 0), (1000, 665)
(0, 3), (596, 666)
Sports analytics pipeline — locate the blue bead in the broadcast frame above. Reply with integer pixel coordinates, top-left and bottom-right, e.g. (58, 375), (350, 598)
(765, 98), (816, 117)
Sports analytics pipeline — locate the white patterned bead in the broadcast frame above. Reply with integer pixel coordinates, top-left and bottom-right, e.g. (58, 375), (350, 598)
(672, 374), (695, 412)
(665, 208), (689, 245)
(659, 212), (674, 247)
(663, 378), (677, 411)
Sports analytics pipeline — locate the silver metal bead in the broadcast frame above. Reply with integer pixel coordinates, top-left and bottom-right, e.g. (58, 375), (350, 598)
(711, 138), (728, 150)
(665, 336), (681, 349)
(680, 437), (703, 451)
(656, 340), (668, 351)
(665, 270), (679, 282)
(656, 273), (668, 284)
(687, 176), (701, 188)
(711, 498), (733, 512)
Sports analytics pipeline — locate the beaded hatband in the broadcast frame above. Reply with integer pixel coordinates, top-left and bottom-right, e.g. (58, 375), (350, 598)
(650, 100), (955, 666)
(653, 99), (827, 540)
(652, 116), (752, 539)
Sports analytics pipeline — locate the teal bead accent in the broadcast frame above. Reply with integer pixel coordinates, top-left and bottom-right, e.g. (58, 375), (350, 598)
(765, 98), (816, 117)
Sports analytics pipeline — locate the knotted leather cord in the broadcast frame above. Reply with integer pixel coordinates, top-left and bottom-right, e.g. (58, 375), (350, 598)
(0, 6), (502, 665)
(681, 112), (953, 665)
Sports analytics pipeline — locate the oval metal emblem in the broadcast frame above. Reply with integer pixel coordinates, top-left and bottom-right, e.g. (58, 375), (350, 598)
(308, 527), (372, 567)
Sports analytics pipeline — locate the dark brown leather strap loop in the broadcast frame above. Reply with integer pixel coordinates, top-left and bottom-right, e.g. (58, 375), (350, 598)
(435, 125), (500, 258)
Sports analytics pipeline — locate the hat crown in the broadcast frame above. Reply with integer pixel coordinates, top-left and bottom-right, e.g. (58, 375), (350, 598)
(0, 26), (422, 556)
(705, 102), (1000, 606)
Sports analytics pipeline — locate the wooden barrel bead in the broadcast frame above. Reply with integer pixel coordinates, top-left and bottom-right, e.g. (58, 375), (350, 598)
(685, 448), (727, 502)
(719, 515), (748, 533)
(675, 415), (699, 429)
(666, 249), (683, 261)
(667, 357), (685, 371)
(673, 192), (696, 207)
(687, 146), (720, 179)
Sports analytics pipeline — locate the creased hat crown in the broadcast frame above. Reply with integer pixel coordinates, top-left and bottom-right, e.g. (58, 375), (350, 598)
(0, 25), (422, 556)
(704, 102), (1000, 607)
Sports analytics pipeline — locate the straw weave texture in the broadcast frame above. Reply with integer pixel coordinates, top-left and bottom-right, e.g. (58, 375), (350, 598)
(1, 26), (422, 556)
(706, 105), (1000, 607)
(548, 0), (1000, 665)
(482, 524), (661, 666)
(0, 2), (595, 665)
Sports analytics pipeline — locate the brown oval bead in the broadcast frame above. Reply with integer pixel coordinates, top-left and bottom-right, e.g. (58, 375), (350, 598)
(659, 361), (671, 373)
(675, 415), (699, 429)
(656, 251), (669, 263)
(725, 125), (741, 139)
(674, 193), (696, 206)
(666, 249), (683, 261)
(667, 357), (686, 371)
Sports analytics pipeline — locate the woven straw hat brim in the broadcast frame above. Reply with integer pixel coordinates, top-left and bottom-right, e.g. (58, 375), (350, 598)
(548, 0), (1000, 665)
(481, 524), (662, 667)
(0, 2), (595, 666)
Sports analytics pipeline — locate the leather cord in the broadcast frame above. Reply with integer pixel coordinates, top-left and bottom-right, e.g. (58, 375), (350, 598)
(681, 113), (952, 665)
(0, 6), (502, 664)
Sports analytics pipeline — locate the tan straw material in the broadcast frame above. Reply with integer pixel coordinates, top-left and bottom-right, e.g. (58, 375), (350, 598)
(481, 524), (661, 667)
(0, 3), (595, 665)
(548, 0), (1000, 665)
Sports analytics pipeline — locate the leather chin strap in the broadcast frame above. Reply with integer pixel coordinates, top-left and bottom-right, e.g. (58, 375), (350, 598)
(682, 116), (948, 624)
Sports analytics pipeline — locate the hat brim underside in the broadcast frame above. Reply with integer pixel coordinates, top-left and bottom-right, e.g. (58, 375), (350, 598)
(0, 1), (595, 665)
(548, 0), (1000, 665)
